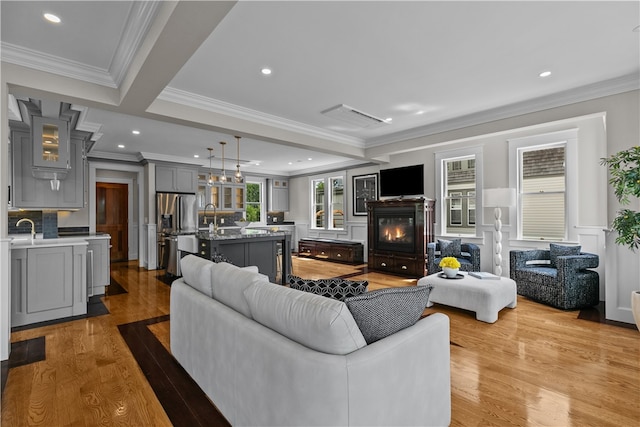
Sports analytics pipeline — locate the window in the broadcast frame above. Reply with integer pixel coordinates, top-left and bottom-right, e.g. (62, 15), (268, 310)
(442, 155), (477, 235)
(245, 181), (262, 222)
(519, 144), (566, 240)
(509, 128), (577, 241)
(311, 174), (345, 230)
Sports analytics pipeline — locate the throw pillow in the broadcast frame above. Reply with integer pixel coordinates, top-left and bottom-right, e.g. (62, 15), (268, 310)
(439, 238), (462, 258)
(344, 286), (432, 344)
(549, 243), (581, 267)
(287, 275), (368, 301)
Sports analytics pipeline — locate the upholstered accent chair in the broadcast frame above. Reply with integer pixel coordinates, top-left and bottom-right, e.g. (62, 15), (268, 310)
(427, 239), (481, 274)
(509, 244), (599, 310)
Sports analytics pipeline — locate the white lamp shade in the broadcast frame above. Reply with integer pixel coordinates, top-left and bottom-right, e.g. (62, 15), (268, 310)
(483, 188), (516, 208)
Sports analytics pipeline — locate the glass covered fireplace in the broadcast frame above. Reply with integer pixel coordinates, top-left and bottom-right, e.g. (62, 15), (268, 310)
(374, 208), (416, 253)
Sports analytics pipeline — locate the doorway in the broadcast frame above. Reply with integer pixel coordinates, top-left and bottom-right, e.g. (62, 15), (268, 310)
(96, 182), (128, 262)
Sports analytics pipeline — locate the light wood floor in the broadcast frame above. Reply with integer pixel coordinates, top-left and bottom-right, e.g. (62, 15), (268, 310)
(2, 258), (639, 426)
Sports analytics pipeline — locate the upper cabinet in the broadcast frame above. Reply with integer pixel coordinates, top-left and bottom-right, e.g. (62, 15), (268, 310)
(197, 172), (245, 211)
(31, 116), (70, 172)
(156, 165), (198, 193)
(268, 179), (289, 212)
(10, 125), (86, 209)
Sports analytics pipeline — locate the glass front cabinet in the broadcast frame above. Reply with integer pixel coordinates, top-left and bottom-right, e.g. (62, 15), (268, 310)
(198, 173), (245, 211)
(32, 116), (70, 171)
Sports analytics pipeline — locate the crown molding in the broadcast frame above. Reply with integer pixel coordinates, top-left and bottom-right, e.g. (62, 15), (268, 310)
(366, 72), (640, 148)
(1, 42), (117, 88)
(137, 151), (205, 166)
(109, 1), (161, 87)
(87, 150), (142, 163)
(158, 87), (365, 149)
(70, 104), (103, 141)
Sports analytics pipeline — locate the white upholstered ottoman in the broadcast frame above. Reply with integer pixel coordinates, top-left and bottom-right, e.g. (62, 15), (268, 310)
(417, 272), (517, 323)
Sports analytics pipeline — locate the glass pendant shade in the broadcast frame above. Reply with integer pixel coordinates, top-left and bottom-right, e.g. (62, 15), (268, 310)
(234, 135), (243, 183)
(219, 141), (228, 183)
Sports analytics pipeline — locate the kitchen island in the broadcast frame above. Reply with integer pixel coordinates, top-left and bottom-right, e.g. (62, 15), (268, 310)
(196, 229), (291, 284)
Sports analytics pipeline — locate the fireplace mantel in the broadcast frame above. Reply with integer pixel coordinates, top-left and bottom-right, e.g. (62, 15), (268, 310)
(367, 198), (435, 277)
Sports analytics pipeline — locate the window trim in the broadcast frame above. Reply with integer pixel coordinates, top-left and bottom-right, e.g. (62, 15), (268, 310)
(435, 146), (483, 237)
(508, 128), (578, 242)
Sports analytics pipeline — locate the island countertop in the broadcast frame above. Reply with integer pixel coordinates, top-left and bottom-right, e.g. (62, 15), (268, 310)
(196, 229), (291, 241)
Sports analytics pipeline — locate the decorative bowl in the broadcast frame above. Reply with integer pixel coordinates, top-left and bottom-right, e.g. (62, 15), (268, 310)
(235, 221), (250, 228)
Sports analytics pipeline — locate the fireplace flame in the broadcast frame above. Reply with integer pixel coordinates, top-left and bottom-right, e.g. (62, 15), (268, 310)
(383, 226), (406, 241)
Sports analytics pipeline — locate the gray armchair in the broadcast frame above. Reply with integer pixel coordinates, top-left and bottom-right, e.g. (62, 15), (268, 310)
(509, 245), (599, 309)
(427, 241), (480, 274)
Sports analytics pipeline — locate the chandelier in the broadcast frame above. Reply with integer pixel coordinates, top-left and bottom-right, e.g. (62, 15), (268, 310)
(234, 135), (243, 183)
(219, 141), (228, 183)
(206, 147), (214, 187)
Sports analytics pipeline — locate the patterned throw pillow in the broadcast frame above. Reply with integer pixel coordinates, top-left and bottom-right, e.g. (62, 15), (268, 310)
(549, 243), (581, 267)
(439, 238), (462, 258)
(344, 286), (432, 344)
(287, 275), (368, 301)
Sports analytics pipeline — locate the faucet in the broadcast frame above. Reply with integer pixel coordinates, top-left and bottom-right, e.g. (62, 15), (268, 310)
(16, 218), (36, 243)
(203, 203), (218, 233)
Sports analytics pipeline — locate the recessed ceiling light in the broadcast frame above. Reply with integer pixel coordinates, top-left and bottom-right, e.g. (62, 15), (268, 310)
(288, 162), (293, 165)
(261, 68), (272, 75)
(118, 144), (125, 148)
(539, 71), (552, 78)
(416, 110), (425, 115)
(194, 154), (199, 158)
(308, 157), (313, 161)
(385, 117), (393, 122)
(44, 13), (61, 23)
(132, 130), (140, 135)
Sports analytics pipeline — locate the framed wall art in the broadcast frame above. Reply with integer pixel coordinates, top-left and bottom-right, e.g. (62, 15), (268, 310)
(352, 173), (379, 216)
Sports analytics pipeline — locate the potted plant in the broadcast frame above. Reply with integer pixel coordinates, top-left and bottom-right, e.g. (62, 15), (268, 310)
(439, 256), (461, 278)
(601, 146), (640, 330)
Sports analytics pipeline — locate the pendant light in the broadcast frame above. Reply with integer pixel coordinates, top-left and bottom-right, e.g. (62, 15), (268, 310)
(219, 141), (228, 183)
(206, 147), (214, 187)
(234, 135), (243, 183)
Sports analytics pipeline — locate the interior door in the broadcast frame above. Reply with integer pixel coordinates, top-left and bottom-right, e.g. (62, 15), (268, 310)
(96, 182), (128, 262)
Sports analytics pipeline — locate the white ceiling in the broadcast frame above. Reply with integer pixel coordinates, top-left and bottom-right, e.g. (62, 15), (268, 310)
(2, 1), (639, 176)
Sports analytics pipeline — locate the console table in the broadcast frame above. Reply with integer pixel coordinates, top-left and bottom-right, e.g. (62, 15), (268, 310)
(298, 238), (364, 264)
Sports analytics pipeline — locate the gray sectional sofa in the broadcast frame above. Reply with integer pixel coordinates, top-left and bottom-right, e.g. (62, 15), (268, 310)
(170, 255), (451, 426)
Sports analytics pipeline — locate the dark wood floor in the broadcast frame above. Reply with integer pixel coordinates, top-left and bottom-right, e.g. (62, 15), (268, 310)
(2, 258), (639, 426)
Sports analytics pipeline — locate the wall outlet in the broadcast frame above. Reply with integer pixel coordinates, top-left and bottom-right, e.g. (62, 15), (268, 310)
(220, 218), (224, 224)
(273, 217), (278, 222)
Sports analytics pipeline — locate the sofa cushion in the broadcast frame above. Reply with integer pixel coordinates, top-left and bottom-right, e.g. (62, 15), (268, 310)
(210, 262), (269, 317)
(180, 255), (215, 298)
(439, 238), (461, 258)
(287, 275), (368, 301)
(243, 282), (367, 355)
(344, 286), (432, 344)
(549, 244), (581, 267)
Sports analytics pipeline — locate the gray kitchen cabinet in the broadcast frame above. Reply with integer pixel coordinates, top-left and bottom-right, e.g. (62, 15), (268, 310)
(10, 128), (86, 209)
(156, 165), (198, 193)
(87, 237), (110, 296)
(268, 179), (289, 211)
(11, 244), (87, 327)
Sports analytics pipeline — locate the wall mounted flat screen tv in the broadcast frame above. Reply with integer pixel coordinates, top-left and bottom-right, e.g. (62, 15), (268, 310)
(379, 164), (424, 197)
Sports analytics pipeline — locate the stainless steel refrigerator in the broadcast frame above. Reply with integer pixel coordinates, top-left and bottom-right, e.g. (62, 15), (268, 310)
(156, 192), (198, 274)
